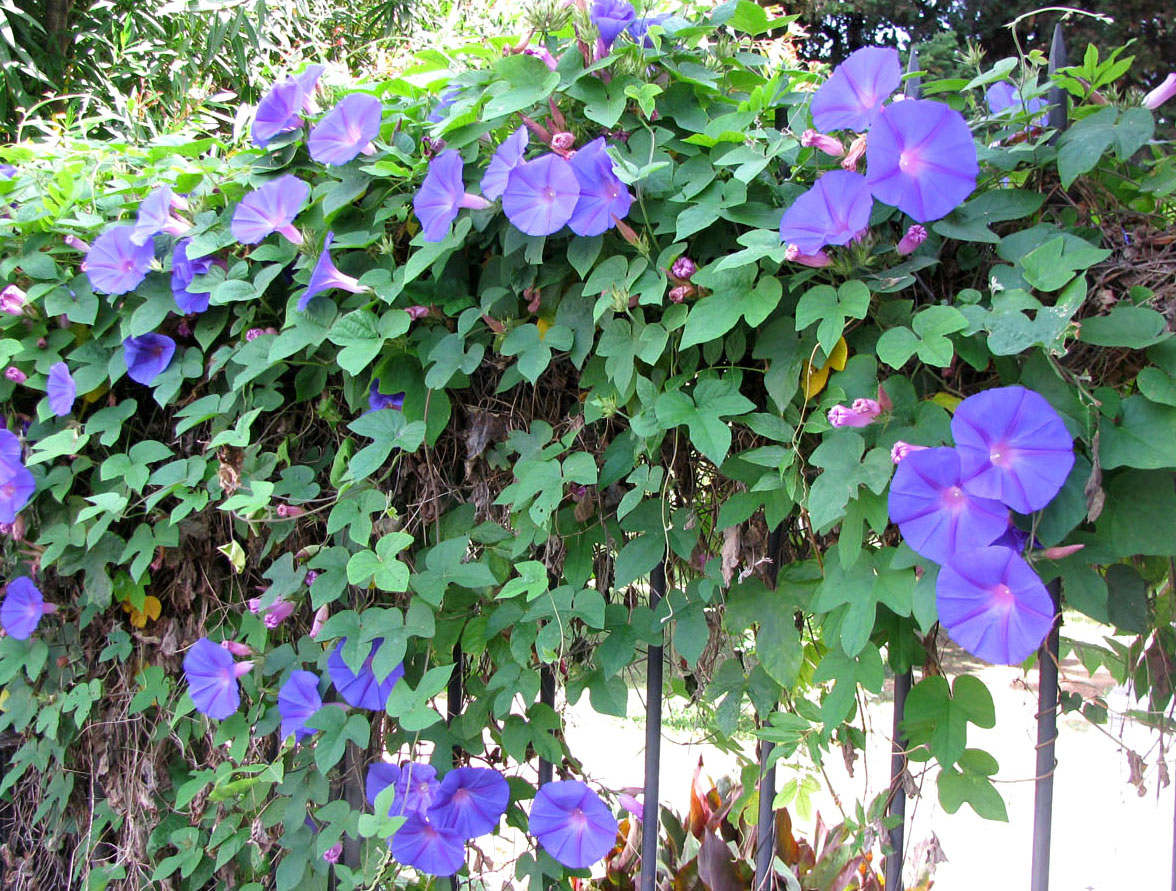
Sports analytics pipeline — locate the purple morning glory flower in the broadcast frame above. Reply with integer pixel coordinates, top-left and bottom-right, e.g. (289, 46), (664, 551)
(502, 154), (580, 237)
(369, 379), (405, 412)
(299, 232), (369, 311)
(887, 446), (1009, 566)
(951, 385), (1075, 515)
(778, 170), (873, 254)
(0, 165), (15, 179)
(0, 459), (33, 525)
(294, 65), (325, 109)
(278, 670), (323, 743)
(628, 13), (672, 48)
(131, 186), (190, 246)
(327, 638), (405, 711)
(427, 86), (462, 124)
(231, 174), (310, 245)
(986, 82), (1047, 118)
(391, 815), (466, 876)
(0, 429), (20, 467)
(481, 127), (529, 201)
(937, 545), (1055, 664)
(122, 333), (176, 386)
(183, 637), (252, 719)
(428, 767), (509, 840)
(86, 225), (155, 296)
(309, 93), (383, 165)
(367, 762), (402, 811)
(810, 46), (901, 133)
(47, 362), (75, 417)
(568, 138), (632, 237)
(529, 780), (618, 870)
(865, 99), (978, 223)
(1, 577), (54, 640)
(252, 79), (305, 147)
(171, 239), (216, 314)
(592, 0), (637, 50)
(413, 150), (492, 243)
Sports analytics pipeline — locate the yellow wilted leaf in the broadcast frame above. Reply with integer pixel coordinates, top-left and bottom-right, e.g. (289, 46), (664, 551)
(536, 318), (552, 340)
(803, 361), (830, 400)
(827, 336), (848, 371)
(83, 382), (109, 404)
(0, 688), (9, 711)
(123, 595), (162, 628)
(931, 392), (962, 414)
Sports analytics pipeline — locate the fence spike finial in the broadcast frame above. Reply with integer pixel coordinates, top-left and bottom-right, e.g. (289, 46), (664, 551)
(1047, 22), (1069, 139)
(904, 47), (922, 99)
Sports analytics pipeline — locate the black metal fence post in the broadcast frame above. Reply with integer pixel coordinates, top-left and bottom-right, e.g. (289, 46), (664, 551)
(1030, 579), (1062, 891)
(640, 563), (667, 891)
(880, 49), (923, 891)
(885, 670), (912, 890)
(538, 664), (556, 787)
(754, 526), (784, 890)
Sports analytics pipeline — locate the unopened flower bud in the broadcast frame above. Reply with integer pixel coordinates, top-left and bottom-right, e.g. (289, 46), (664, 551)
(62, 234), (90, 254)
(671, 256), (696, 281)
(876, 384), (893, 413)
(176, 319), (192, 337)
(4, 367), (26, 383)
(245, 328), (264, 341)
(305, 569), (319, 587)
(827, 400), (880, 428)
(890, 441), (928, 464)
(264, 599), (295, 628)
(220, 640), (253, 657)
(801, 129), (845, 157)
(668, 285), (693, 303)
(406, 305), (431, 320)
(35, 338), (46, 349)
(784, 244), (831, 268)
(551, 131), (575, 151)
(1143, 73), (1176, 110)
(276, 503), (306, 518)
(1039, 543), (1086, 561)
(233, 660), (254, 678)
(0, 284), (26, 315)
(841, 134), (867, 172)
(896, 224), (927, 256)
(323, 843), (343, 864)
(311, 604), (329, 639)
(247, 597), (263, 614)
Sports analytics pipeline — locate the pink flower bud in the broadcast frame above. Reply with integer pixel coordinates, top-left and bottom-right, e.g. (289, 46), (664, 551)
(668, 285), (693, 303)
(520, 114), (552, 146)
(896, 224), (927, 256)
(247, 597), (263, 614)
(41, 601), (58, 615)
(232, 660), (254, 678)
(1039, 543), (1085, 561)
(35, 338), (46, 349)
(0, 284), (26, 315)
(305, 569), (319, 586)
(175, 319), (192, 337)
(323, 843), (343, 864)
(841, 134), (867, 172)
(618, 792), (643, 820)
(220, 640), (253, 657)
(851, 397), (881, 419)
(1143, 73), (1176, 110)
(827, 403), (876, 428)
(4, 367), (26, 384)
(800, 129), (845, 157)
(263, 600), (295, 628)
(671, 256), (696, 281)
(890, 441), (928, 464)
(276, 503), (306, 518)
(406, 305), (431, 320)
(311, 604), (329, 639)
(245, 328), (265, 342)
(613, 216), (642, 249)
(551, 131), (575, 151)
(876, 384), (893, 413)
(784, 244), (831, 268)
(62, 234), (90, 254)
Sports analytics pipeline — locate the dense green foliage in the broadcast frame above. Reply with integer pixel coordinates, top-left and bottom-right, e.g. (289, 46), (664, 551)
(1, 2), (1175, 888)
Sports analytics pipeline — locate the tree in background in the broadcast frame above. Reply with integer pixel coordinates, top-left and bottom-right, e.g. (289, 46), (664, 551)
(790, 0), (1173, 91)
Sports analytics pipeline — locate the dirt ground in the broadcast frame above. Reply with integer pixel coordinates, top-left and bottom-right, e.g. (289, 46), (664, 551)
(559, 619), (1174, 891)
